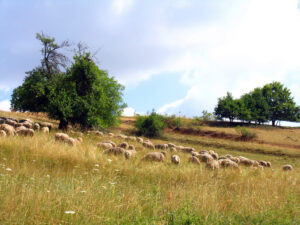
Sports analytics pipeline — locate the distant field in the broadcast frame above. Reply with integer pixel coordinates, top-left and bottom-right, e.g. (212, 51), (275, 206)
(0, 111), (299, 224)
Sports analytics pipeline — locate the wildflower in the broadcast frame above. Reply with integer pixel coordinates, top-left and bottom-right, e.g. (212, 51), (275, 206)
(107, 159), (112, 163)
(80, 190), (86, 193)
(109, 182), (116, 185)
(94, 164), (99, 167)
(6, 168), (12, 171)
(64, 211), (75, 214)
(46, 190), (50, 193)
(46, 174), (50, 178)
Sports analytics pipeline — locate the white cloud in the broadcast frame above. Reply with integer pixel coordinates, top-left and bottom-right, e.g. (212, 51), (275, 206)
(111, 0), (134, 16)
(0, 99), (10, 111)
(122, 106), (135, 116)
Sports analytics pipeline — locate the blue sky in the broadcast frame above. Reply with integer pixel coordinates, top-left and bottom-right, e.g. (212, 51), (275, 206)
(0, 0), (300, 119)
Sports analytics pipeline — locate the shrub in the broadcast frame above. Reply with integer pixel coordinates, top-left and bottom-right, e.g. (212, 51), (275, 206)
(134, 112), (166, 137)
(162, 115), (181, 129)
(235, 126), (257, 140)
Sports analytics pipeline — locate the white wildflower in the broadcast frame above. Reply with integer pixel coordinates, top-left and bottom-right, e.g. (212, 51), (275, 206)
(6, 168), (12, 171)
(94, 164), (99, 167)
(64, 211), (75, 214)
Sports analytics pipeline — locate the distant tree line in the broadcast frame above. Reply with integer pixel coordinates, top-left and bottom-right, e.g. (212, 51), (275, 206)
(214, 82), (300, 126)
(11, 33), (126, 129)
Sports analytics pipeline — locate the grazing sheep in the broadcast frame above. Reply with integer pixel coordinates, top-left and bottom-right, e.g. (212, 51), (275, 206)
(108, 132), (114, 137)
(188, 156), (201, 165)
(33, 123), (40, 130)
(171, 155), (180, 165)
(55, 133), (69, 142)
(199, 150), (208, 154)
(199, 153), (214, 163)
(0, 124), (15, 136)
(218, 156), (227, 160)
(126, 136), (137, 141)
(259, 161), (268, 167)
(206, 160), (219, 170)
(176, 146), (185, 151)
(5, 119), (17, 127)
(118, 142), (129, 149)
(155, 144), (167, 150)
(168, 143), (176, 148)
(0, 130), (6, 137)
(76, 137), (83, 143)
(266, 161), (271, 167)
(136, 137), (143, 143)
(128, 145), (135, 150)
(142, 152), (165, 162)
(124, 150), (137, 159)
(17, 128), (34, 137)
(282, 164), (293, 171)
(191, 151), (201, 158)
(143, 141), (155, 150)
(40, 122), (53, 130)
(225, 154), (232, 158)
(15, 126), (27, 132)
(97, 142), (114, 149)
(102, 140), (116, 147)
(211, 152), (219, 160)
(237, 156), (254, 166)
(42, 126), (49, 134)
(208, 150), (215, 155)
(104, 147), (125, 156)
(161, 150), (167, 158)
(180, 147), (195, 153)
(229, 157), (240, 164)
(21, 121), (32, 129)
(67, 138), (77, 146)
(219, 159), (239, 168)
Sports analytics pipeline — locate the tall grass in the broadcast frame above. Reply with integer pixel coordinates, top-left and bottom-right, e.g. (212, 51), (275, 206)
(0, 131), (299, 224)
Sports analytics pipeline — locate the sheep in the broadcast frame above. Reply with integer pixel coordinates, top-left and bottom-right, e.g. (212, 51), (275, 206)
(5, 119), (17, 127)
(15, 126), (27, 132)
(55, 133), (69, 142)
(42, 126), (49, 134)
(237, 156), (254, 166)
(171, 155), (180, 165)
(168, 143), (176, 148)
(206, 160), (219, 170)
(141, 152), (165, 162)
(188, 156), (201, 165)
(67, 138), (77, 146)
(21, 121), (32, 129)
(211, 152), (219, 160)
(180, 147), (195, 153)
(229, 157), (240, 164)
(17, 128), (34, 137)
(282, 164), (293, 171)
(155, 144), (167, 150)
(0, 130), (6, 137)
(191, 151), (201, 158)
(136, 137), (143, 143)
(126, 136), (137, 141)
(124, 150), (137, 159)
(208, 150), (215, 155)
(143, 141), (155, 150)
(128, 145), (135, 150)
(104, 147), (125, 156)
(33, 123), (40, 130)
(218, 156), (227, 160)
(97, 142), (114, 149)
(225, 154), (232, 158)
(199, 150), (208, 154)
(266, 161), (271, 167)
(199, 153), (214, 163)
(118, 142), (129, 149)
(40, 122), (53, 130)
(108, 132), (114, 137)
(76, 137), (83, 143)
(161, 150), (167, 158)
(219, 159), (239, 168)
(0, 124), (15, 136)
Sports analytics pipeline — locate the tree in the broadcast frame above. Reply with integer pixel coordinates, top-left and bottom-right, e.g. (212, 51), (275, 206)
(134, 112), (166, 137)
(262, 82), (297, 126)
(36, 32), (70, 76)
(47, 53), (126, 129)
(214, 92), (238, 122)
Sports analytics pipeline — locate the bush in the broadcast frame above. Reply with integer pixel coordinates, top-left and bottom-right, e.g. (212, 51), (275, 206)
(235, 126), (257, 140)
(134, 112), (166, 137)
(162, 115), (181, 128)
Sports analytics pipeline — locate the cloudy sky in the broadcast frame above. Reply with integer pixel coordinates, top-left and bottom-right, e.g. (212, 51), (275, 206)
(0, 0), (300, 117)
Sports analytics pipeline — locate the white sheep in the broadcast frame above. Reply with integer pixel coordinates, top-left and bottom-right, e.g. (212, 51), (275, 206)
(141, 152), (165, 162)
(282, 164), (293, 171)
(171, 155), (180, 165)
(97, 142), (114, 149)
(42, 126), (49, 134)
(33, 123), (40, 131)
(0, 124), (15, 136)
(199, 153), (214, 163)
(104, 147), (125, 156)
(206, 160), (219, 170)
(0, 130), (6, 137)
(136, 137), (143, 143)
(124, 150), (137, 159)
(188, 156), (201, 165)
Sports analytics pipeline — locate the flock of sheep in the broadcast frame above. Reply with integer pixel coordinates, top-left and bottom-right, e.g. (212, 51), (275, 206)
(0, 116), (294, 172)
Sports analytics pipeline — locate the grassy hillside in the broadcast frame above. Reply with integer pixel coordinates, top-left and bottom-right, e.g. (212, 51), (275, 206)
(0, 111), (299, 224)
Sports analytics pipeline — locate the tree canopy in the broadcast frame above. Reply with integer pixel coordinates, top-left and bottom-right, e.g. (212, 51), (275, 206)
(214, 82), (299, 126)
(11, 33), (126, 129)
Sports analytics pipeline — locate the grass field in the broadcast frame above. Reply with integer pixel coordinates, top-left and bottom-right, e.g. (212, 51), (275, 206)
(0, 111), (299, 224)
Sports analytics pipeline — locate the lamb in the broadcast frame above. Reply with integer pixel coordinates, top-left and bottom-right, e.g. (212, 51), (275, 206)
(171, 155), (180, 165)
(282, 164), (293, 171)
(0, 130), (6, 137)
(42, 126), (49, 134)
(104, 147), (125, 156)
(141, 152), (165, 162)
(118, 142), (129, 149)
(206, 160), (219, 170)
(0, 124), (15, 136)
(124, 150), (137, 159)
(188, 156), (201, 165)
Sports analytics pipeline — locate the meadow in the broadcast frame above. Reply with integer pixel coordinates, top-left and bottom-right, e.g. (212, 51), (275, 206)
(0, 111), (299, 224)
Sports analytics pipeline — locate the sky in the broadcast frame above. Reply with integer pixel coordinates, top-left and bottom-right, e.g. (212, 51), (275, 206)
(0, 0), (300, 121)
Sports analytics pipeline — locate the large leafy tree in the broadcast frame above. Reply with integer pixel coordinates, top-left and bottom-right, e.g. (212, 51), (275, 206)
(262, 82), (297, 126)
(214, 92), (238, 122)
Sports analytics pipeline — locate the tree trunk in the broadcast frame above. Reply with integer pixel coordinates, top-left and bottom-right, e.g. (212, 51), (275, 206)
(59, 119), (68, 130)
(272, 120), (276, 126)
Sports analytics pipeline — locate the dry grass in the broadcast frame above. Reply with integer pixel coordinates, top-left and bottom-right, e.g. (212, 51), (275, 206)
(0, 112), (299, 224)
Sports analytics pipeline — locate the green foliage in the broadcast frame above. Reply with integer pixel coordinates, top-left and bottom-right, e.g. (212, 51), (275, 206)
(235, 126), (257, 140)
(11, 33), (126, 129)
(134, 112), (166, 137)
(161, 114), (181, 128)
(214, 92), (238, 122)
